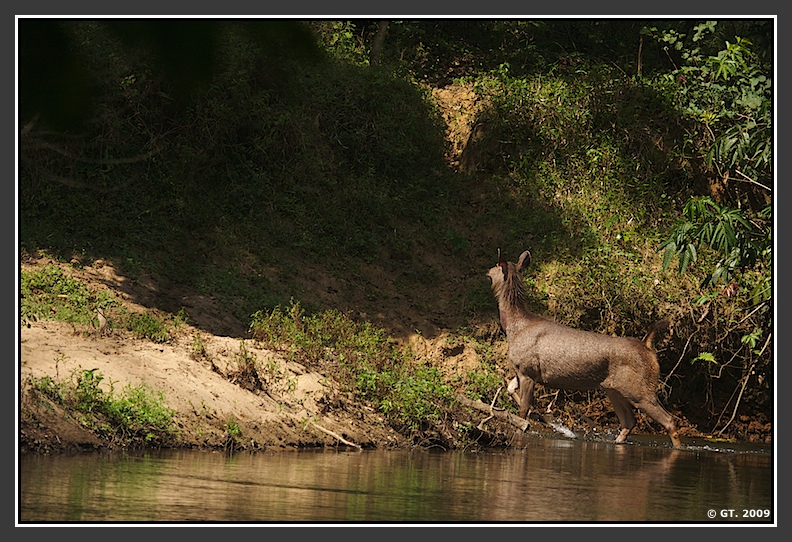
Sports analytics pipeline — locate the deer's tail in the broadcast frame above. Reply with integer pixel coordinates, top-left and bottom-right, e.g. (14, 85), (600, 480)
(643, 319), (670, 349)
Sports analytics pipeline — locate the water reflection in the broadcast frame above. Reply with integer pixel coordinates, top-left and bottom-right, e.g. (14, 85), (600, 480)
(19, 436), (773, 524)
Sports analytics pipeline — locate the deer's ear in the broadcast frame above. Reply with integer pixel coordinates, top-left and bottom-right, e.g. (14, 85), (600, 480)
(516, 250), (531, 271)
(497, 248), (509, 278)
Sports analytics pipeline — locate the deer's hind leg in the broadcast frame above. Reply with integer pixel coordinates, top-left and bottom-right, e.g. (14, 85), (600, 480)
(635, 398), (682, 448)
(604, 389), (636, 443)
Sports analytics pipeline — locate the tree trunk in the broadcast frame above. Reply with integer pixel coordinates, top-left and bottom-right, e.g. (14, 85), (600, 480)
(370, 20), (389, 66)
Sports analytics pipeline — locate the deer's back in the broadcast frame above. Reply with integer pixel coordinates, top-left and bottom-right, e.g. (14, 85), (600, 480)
(507, 318), (656, 390)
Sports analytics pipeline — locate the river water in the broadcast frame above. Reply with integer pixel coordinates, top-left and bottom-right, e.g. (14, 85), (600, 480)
(18, 434), (774, 525)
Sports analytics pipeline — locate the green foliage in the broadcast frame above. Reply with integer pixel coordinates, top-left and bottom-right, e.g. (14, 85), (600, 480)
(29, 374), (65, 404)
(648, 23), (772, 185)
(28, 368), (177, 446)
(250, 301), (455, 437)
(251, 301), (398, 369)
(646, 25), (773, 414)
(465, 58), (681, 258)
(444, 330), (509, 408)
(311, 21), (367, 65)
(740, 328), (764, 352)
(103, 384), (178, 443)
(20, 264), (113, 326)
(660, 196), (771, 289)
(462, 362), (505, 405)
(191, 334), (208, 360)
(126, 312), (172, 343)
(225, 418), (243, 439)
(21, 262), (189, 341)
(376, 364), (454, 433)
(233, 341), (258, 371)
(647, 22), (772, 282)
(692, 352), (716, 365)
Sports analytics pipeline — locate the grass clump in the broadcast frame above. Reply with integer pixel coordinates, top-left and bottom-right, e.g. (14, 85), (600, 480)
(27, 367), (177, 447)
(20, 264), (114, 327)
(223, 417), (246, 453)
(126, 308), (188, 343)
(20, 262), (187, 342)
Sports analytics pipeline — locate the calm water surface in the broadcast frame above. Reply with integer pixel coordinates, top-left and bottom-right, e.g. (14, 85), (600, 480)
(18, 435), (774, 524)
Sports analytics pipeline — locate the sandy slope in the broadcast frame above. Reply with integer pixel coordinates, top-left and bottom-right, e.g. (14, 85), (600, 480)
(19, 310), (407, 453)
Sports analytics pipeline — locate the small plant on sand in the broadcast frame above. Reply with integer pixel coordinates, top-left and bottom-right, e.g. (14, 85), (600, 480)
(223, 417), (244, 452)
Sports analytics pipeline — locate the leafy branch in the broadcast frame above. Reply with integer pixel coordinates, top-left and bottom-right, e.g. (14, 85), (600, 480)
(660, 196), (771, 289)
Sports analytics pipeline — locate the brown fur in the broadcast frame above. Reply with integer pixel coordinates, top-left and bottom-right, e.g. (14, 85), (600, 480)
(488, 250), (682, 447)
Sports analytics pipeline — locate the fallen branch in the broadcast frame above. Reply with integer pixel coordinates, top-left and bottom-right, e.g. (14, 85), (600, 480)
(456, 393), (529, 432)
(474, 386), (503, 430)
(311, 422), (362, 450)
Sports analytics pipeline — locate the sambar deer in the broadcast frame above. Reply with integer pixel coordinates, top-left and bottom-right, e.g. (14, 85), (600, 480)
(488, 249), (682, 447)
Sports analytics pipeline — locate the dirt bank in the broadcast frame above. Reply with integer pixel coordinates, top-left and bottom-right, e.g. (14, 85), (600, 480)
(18, 250), (506, 454)
(20, 321), (415, 454)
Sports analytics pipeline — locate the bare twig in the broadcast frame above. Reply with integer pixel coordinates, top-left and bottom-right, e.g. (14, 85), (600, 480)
(489, 386), (503, 409)
(310, 422), (362, 450)
(715, 332), (771, 436)
(661, 328), (697, 392)
(726, 300), (769, 334)
(729, 170), (772, 192)
(475, 386), (504, 430)
(546, 389), (560, 413)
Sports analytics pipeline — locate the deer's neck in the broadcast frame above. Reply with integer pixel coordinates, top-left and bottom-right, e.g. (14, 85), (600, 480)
(497, 300), (536, 335)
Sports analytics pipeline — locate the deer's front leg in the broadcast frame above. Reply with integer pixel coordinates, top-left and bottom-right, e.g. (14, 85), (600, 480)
(516, 374), (536, 419)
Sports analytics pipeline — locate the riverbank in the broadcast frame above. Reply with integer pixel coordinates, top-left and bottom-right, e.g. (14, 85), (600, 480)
(18, 254), (771, 456)
(19, 317), (413, 455)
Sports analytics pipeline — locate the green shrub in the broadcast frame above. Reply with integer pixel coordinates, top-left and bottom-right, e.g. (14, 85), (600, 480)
(250, 301), (456, 437)
(126, 310), (186, 343)
(28, 367), (177, 447)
